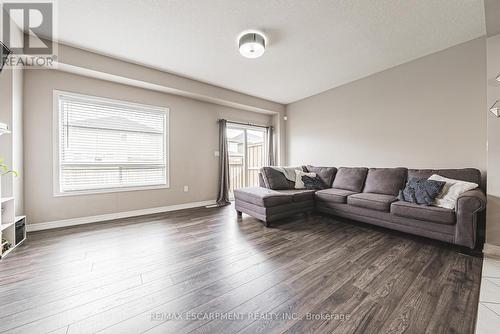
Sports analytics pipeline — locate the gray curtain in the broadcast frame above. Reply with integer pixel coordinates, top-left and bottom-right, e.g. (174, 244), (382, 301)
(216, 119), (231, 206)
(267, 126), (275, 166)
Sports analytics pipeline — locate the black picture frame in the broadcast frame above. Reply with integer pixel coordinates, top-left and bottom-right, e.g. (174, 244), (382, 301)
(0, 41), (12, 73)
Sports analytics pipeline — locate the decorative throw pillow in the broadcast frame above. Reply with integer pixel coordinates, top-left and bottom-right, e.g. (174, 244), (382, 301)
(302, 175), (328, 190)
(398, 178), (446, 206)
(428, 174), (478, 209)
(304, 166), (337, 187)
(294, 170), (316, 189)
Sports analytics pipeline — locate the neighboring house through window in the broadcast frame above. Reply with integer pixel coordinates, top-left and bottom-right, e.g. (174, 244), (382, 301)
(53, 91), (169, 195)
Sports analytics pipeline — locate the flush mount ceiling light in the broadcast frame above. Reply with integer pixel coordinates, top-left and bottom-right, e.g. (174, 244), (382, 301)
(238, 31), (266, 59)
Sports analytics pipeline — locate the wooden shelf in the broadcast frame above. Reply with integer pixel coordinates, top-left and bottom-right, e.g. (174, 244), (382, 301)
(0, 221), (15, 231)
(2, 246), (14, 258)
(0, 120), (24, 259)
(0, 192), (26, 259)
(1, 236), (25, 258)
(1, 197), (14, 204)
(0, 149), (26, 259)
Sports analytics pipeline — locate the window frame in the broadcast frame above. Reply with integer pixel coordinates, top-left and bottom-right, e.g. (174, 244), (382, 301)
(52, 90), (170, 197)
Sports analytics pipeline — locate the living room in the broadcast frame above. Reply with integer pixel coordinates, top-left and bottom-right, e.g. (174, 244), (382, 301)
(0, 1), (499, 333)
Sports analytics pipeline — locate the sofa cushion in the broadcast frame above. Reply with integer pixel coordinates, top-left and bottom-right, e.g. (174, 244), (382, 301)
(260, 167), (295, 190)
(408, 168), (481, 186)
(315, 188), (357, 203)
(332, 167), (368, 192)
(275, 189), (316, 202)
(363, 168), (407, 196)
(391, 201), (455, 225)
(234, 187), (292, 207)
(304, 166), (337, 187)
(347, 193), (397, 212)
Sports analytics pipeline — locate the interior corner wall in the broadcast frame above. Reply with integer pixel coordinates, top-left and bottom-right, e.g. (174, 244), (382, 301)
(23, 69), (273, 225)
(285, 38), (487, 177)
(486, 33), (500, 247)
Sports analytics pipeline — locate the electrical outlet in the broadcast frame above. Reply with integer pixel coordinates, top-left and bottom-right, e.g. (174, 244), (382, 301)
(183, 186), (189, 192)
(214, 151), (220, 157)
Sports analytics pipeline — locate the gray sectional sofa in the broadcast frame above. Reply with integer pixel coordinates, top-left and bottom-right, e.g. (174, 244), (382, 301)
(234, 166), (486, 249)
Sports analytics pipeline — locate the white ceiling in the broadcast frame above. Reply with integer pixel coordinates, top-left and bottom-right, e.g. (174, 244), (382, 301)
(49, 0), (485, 104)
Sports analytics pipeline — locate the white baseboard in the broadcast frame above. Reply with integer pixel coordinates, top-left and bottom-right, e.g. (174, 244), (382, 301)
(483, 243), (500, 258)
(27, 200), (217, 232)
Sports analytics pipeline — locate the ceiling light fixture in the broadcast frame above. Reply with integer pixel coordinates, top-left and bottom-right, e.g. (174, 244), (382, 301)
(238, 31), (266, 59)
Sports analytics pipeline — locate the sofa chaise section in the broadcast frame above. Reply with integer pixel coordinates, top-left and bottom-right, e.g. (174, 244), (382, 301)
(234, 187), (314, 226)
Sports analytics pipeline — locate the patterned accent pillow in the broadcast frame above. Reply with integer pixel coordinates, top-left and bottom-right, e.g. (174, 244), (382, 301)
(304, 166), (337, 187)
(302, 175), (328, 190)
(398, 178), (446, 206)
(295, 170), (316, 189)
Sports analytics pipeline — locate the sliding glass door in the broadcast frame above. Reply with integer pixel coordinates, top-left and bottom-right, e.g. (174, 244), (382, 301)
(227, 124), (267, 197)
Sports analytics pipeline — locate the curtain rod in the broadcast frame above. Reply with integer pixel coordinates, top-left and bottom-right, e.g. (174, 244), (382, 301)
(219, 119), (270, 129)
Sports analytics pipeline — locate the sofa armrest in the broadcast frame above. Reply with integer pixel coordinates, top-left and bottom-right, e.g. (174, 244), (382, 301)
(457, 189), (486, 212)
(454, 189), (486, 248)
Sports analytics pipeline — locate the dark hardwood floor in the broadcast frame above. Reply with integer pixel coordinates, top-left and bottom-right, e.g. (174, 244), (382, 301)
(0, 204), (482, 334)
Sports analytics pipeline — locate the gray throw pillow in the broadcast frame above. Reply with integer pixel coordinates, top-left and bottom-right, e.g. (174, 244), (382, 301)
(304, 166), (337, 187)
(302, 175), (328, 190)
(398, 178), (446, 206)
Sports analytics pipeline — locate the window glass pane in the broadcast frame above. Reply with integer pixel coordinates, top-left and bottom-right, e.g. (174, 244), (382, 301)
(60, 166), (166, 192)
(57, 93), (168, 193)
(227, 128), (245, 195)
(226, 125), (267, 195)
(62, 127), (164, 163)
(246, 129), (265, 187)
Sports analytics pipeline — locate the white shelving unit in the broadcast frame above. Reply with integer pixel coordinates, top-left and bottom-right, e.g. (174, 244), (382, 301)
(0, 122), (26, 259)
(0, 197), (26, 258)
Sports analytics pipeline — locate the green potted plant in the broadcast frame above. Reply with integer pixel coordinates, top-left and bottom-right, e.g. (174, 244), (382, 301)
(0, 158), (18, 177)
(0, 158), (18, 197)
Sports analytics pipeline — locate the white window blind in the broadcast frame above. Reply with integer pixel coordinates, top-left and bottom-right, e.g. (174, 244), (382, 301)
(55, 92), (168, 194)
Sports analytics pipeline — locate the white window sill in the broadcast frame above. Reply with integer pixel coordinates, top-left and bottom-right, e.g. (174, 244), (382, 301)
(53, 184), (170, 197)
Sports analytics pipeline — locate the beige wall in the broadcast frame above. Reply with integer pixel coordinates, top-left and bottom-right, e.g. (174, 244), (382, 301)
(286, 38), (487, 176)
(24, 69), (272, 224)
(487, 34), (500, 247)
